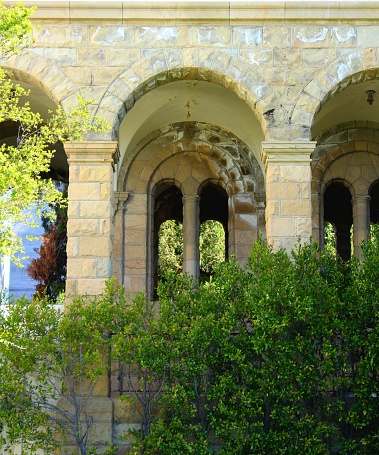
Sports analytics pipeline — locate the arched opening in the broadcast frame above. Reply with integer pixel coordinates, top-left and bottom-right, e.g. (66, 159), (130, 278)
(311, 70), (379, 253)
(0, 78), (68, 299)
(199, 183), (228, 281)
(153, 185), (183, 296)
(200, 183), (228, 256)
(158, 220), (183, 277)
(199, 220), (225, 282)
(116, 78), (265, 298)
(117, 80), (265, 176)
(324, 182), (353, 261)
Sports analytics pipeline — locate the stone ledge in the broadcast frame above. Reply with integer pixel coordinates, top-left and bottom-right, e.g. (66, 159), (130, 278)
(4, 1), (379, 24)
(261, 141), (317, 166)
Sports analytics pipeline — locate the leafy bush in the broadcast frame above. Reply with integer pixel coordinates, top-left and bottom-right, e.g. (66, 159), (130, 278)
(4, 231), (379, 454)
(115, 233), (379, 454)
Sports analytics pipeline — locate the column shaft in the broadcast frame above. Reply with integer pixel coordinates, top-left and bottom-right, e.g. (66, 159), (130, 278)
(352, 195), (370, 259)
(182, 195), (200, 280)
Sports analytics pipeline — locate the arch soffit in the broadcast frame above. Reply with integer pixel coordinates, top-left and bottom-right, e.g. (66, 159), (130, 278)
(294, 49), (379, 132)
(120, 123), (265, 196)
(312, 141), (379, 197)
(2, 50), (80, 109)
(96, 49), (283, 140)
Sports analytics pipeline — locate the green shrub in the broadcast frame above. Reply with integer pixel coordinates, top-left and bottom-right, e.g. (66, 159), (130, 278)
(116, 233), (379, 454)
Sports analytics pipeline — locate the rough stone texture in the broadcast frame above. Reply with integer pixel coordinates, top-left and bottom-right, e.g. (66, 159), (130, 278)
(3, 1), (379, 452)
(262, 142), (315, 250)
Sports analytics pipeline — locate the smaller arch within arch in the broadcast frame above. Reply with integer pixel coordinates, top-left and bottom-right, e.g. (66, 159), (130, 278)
(199, 182), (228, 226)
(120, 123), (265, 199)
(153, 181), (183, 225)
(312, 142), (379, 258)
(312, 145), (379, 199)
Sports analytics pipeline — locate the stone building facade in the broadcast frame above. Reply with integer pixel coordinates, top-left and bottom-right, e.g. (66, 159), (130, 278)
(2, 0), (379, 450)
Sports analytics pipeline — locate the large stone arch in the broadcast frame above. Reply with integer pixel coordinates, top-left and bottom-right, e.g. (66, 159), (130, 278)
(113, 122), (265, 298)
(292, 49), (379, 137)
(2, 49), (80, 109)
(95, 48), (284, 141)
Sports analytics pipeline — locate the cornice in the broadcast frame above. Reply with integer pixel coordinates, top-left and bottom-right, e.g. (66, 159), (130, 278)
(3, 1), (379, 24)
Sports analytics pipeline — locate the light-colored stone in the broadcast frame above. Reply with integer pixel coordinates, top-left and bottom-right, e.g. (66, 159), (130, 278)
(293, 26), (330, 48)
(331, 27), (357, 47)
(189, 26), (231, 47)
(79, 166), (113, 183)
(281, 199), (311, 217)
(45, 48), (77, 66)
(274, 48), (301, 66)
(270, 183), (300, 199)
(79, 236), (112, 257)
(239, 49), (273, 66)
(302, 48), (336, 67)
(68, 218), (98, 236)
(280, 166), (311, 183)
(263, 26), (291, 48)
(66, 258), (97, 278)
(232, 26), (262, 47)
(269, 217), (296, 237)
(69, 182), (101, 200)
(80, 201), (111, 218)
(77, 278), (108, 295)
(90, 25), (134, 47)
(78, 47), (108, 66)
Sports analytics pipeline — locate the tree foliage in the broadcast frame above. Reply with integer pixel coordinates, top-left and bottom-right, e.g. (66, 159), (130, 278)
(158, 219), (225, 280)
(26, 185), (68, 300)
(158, 220), (183, 278)
(0, 1), (108, 263)
(113, 232), (379, 455)
(0, 290), (120, 455)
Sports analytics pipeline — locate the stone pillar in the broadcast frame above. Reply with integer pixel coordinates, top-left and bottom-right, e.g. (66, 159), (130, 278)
(261, 141), (316, 252)
(228, 193), (259, 268)
(182, 195), (200, 280)
(352, 195), (370, 259)
(65, 141), (118, 299)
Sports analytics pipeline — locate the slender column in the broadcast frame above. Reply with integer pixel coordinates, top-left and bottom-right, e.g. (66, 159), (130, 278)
(65, 141), (118, 300)
(261, 141), (316, 252)
(182, 195), (200, 280)
(352, 195), (370, 259)
(113, 192), (129, 286)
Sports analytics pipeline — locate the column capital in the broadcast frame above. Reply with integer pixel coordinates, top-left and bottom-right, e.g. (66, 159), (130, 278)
(182, 194), (200, 203)
(261, 141), (317, 168)
(352, 195), (371, 203)
(64, 141), (119, 168)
